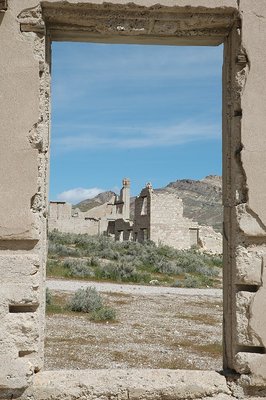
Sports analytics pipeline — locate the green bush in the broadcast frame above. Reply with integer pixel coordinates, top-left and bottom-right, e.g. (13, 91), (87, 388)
(46, 288), (52, 305)
(90, 306), (116, 321)
(69, 287), (103, 312)
(48, 242), (81, 258)
(47, 232), (222, 287)
(63, 258), (95, 278)
(68, 286), (116, 321)
(183, 274), (202, 288)
(95, 261), (151, 283)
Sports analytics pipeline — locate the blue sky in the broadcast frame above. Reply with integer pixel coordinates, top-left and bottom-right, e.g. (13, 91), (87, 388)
(50, 42), (223, 203)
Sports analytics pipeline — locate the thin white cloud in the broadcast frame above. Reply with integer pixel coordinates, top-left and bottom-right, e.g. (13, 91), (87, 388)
(57, 187), (105, 204)
(53, 120), (220, 153)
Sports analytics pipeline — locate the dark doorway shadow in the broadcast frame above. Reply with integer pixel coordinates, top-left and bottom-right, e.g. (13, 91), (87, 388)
(0, 12), (5, 27)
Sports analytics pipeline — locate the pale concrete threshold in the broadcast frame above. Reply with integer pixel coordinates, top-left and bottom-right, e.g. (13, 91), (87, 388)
(22, 369), (231, 399)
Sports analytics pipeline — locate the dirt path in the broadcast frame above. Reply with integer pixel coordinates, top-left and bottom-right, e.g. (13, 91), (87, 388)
(46, 278), (222, 297)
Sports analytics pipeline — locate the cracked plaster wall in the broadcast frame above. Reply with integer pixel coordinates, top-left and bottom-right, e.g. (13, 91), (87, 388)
(221, 0), (266, 387)
(0, 0), (266, 398)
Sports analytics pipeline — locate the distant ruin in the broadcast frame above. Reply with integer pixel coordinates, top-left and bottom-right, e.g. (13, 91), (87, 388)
(49, 179), (222, 253)
(49, 179), (129, 236)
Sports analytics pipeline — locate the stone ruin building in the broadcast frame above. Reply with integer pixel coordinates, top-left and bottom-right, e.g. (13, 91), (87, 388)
(49, 179), (223, 253)
(108, 180), (223, 253)
(49, 178), (131, 236)
(49, 200), (113, 236)
(1, 1), (266, 399)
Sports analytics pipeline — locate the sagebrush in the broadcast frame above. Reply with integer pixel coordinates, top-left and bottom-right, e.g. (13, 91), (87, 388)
(47, 231), (222, 288)
(68, 286), (116, 321)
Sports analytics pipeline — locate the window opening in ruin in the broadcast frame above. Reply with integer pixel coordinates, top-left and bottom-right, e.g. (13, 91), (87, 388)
(128, 229), (133, 241)
(46, 41), (223, 371)
(141, 197), (148, 216)
(142, 228), (148, 241)
(189, 228), (200, 247)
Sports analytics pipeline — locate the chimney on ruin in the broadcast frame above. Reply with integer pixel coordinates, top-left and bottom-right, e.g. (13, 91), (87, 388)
(121, 178), (130, 220)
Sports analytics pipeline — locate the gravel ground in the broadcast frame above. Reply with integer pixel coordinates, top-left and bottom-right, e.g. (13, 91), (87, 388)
(45, 279), (223, 371)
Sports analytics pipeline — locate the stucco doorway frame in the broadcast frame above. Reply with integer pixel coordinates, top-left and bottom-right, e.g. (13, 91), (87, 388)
(45, 0), (238, 368)
(7, 0), (264, 395)
(21, 0), (241, 374)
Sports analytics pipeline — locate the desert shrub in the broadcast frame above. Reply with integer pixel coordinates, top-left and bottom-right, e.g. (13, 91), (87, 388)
(73, 234), (94, 248)
(95, 261), (134, 281)
(69, 287), (103, 312)
(46, 259), (71, 277)
(171, 280), (180, 287)
(154, 259), (182, 275)
(208, 254), (223, 268)
(157, 243), (177, 258)
(63, 258), (95, 278)
(100, 248), (120, 260)
(69, 287), (116, 321)
(47, 232), (222, 287)
(172, 273), (215, 288)
(46, 288), (52, 305)
(89, 256), (101, 267)
(90, 306), (116, 321)
(182, 274), (202, 288)
(49, 231), (77, 246)
(48, 242), (81, 258)
(195, 264), (220, 277)
(95, 261), (151, 283)
(197, 274), (214, 287)
(46, 259), (60, 273)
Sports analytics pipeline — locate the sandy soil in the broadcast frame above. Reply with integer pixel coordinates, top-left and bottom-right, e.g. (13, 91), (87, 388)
(45, 279), (223, 371)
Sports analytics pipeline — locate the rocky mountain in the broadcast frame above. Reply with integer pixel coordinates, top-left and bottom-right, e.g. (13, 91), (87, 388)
(74, 191), (116, 212)
(163, 175), (222, 233)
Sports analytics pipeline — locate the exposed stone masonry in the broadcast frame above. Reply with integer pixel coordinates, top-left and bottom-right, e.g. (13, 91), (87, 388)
(112, 180), (222, 253)
(49, 179), (222, 253)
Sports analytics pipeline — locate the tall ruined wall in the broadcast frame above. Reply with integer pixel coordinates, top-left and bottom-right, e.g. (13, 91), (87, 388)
(49, 202), (72, 221)
(198, 226), (223, 254)
(222, 1), (266, 385)
(49, 216), (99, 235)
(0, 0), (50, 395)
(48, 202), (110, 235)
(83, 199), (115, 219)
(134, 187), (151, 240)
(150, 192), (194, 249)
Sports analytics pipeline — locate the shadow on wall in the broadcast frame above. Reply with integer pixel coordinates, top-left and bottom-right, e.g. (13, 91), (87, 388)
(0, 13), (4, 26)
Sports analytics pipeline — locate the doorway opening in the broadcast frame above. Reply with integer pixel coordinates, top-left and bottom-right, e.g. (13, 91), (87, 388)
(45, 41), (223, 371)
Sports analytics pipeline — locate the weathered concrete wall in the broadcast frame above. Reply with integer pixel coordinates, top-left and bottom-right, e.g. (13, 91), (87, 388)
(48, 180), (131, 237)
(49, 202), (72, 220)
(83, 199), (115, 219)
(150, 190), (193, 250)
(0, 0), (49, 394)
(222, 1), (266, 388)
(49, 202), (100, 235)
(1, 0), (266, 397)
(133, 186), (152, 242)
(48, 193), (126, 236)
(126, 185), (223, 252)
(199, 226), (223, 254)
(112, 179), (131, 221)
